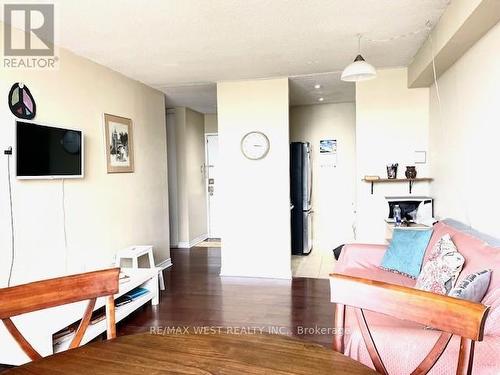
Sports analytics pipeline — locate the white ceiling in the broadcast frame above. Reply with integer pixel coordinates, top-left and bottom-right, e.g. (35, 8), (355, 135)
(16, 0), (450, 111)
(289, 72), (355, 106)
(162, 84), (217, 114)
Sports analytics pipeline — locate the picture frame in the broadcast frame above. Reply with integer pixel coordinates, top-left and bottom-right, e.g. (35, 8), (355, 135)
(319, 139), (337, 154)
(414, 150), (427, 164)
(103, 113), (135, 173)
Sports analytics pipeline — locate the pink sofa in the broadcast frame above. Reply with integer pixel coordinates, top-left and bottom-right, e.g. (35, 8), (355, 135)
(332, 220), (500, 374)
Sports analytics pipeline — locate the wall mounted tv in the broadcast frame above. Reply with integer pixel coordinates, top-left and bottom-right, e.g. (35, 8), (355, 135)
(16, 121), (84, 179)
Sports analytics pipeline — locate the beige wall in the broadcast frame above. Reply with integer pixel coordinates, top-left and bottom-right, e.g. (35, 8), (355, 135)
(172, 108), (189, 245)
(290, 103), (356, 253)
(429, 21), (500, 237)
(166, 109), (180, 246)
(185, 108), (208, 241)
(204, 113), (218, 133)
(355, 68), (430, 243)
(167, 107), (207, 247)
(0, 24), (169, 285)
(217, 78), (291, 279)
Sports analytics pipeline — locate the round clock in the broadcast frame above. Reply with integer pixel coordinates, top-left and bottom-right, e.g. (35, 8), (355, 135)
(241, 131), (270, 160)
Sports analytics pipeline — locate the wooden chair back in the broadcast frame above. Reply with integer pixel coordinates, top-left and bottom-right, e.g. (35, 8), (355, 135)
(330, 273), (490, 375)
(0, 268), (120, 361)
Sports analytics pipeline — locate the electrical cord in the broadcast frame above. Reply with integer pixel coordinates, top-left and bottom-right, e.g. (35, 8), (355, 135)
(6, 152), (15, 287)
(62, 178), (68, 271)
(429, 32), (442, 111)
(365, 25), (432, 43)
(429, 20), (472, 228)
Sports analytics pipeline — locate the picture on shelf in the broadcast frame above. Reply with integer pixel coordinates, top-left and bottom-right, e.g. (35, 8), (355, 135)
(104, 113), (135, 173)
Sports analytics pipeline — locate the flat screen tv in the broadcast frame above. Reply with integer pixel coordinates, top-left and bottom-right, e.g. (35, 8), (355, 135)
(16, 121), (84, 179)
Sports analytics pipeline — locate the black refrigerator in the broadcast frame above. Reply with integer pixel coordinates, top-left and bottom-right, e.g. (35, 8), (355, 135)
(290, 142), (313, 255)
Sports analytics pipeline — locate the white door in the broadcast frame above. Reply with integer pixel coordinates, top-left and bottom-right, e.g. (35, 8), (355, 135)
(206, 135), (220, 238)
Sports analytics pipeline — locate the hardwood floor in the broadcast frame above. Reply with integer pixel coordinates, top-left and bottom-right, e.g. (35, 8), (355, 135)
(1, 247), (334, 373)
(117, 247), (334, 347)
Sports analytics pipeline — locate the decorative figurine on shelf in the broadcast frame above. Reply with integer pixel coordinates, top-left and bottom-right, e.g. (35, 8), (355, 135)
(386, 163), (398, 179)
(393, 205), (402, 227)
(405, 166), (417, 179)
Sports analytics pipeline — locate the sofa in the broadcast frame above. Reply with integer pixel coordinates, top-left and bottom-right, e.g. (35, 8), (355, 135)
(331, 220), (500, 374)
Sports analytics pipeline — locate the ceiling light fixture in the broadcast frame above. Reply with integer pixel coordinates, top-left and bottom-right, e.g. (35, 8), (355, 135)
(314, 84), (321, 89)
(318, 97), (324, 102)
(341, 35), (377, 82)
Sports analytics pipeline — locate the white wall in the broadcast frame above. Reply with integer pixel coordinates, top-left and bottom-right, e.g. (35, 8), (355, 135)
(429, 21), (500, 237)
(355, 68), (430, 243)
(0, 23), (170, 286)
(217, 78), (291, 279)
(290, 103), (356, 253)
(185, 108), (208, 242)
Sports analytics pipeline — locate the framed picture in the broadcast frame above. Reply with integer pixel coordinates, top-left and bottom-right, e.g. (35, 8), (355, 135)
(319, 139), (337, 154)
(104, 113), (135, 173)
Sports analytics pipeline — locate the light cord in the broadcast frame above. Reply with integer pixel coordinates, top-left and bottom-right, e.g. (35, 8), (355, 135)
(7, 155), (15, 287)
(365, 23), (433, 43)
(62, 178), (68, 271)
(429, 32), (442, 109)
(428, 21), (470, 227)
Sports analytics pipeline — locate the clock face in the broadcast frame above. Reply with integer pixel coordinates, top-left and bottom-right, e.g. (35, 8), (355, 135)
(241, 131), (270, 160)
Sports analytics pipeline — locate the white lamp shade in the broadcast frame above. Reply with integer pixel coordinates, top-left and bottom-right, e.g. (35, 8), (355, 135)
(341, 55), (377, 82)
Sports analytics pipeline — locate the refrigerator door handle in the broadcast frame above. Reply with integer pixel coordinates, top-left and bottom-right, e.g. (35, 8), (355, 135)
(307, 146), (312, 208)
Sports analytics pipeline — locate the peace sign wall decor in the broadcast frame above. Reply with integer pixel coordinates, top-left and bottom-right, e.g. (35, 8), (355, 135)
(8, 83), (36, 120)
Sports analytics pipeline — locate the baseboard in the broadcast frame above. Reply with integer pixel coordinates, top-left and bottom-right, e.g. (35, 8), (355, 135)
(219, 267), (292, 280)
(177, 233), (208, 249)
(156, 258), (173, 269)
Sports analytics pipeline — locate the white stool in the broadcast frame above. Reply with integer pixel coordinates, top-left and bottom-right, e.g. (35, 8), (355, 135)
(115, 245), (165, 290)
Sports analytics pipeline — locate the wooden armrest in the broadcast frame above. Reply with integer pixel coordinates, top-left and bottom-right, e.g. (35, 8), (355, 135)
(329, 273), (489, 341)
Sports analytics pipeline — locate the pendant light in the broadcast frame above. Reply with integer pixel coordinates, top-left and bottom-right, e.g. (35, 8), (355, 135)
(341, 35), (377, 82)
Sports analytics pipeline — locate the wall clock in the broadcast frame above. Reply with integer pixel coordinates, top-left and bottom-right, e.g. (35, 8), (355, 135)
(241, 131), (270, 160)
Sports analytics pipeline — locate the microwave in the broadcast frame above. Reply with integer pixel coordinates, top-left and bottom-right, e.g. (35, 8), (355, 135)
(385, 196), (434, 224)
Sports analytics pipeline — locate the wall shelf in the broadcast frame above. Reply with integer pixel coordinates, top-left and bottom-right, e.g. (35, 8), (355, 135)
(363, 178), (433, 195)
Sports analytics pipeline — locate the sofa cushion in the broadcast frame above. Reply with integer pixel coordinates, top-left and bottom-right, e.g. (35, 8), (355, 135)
(415, 234), (465, 294)
(426, 222), (500, 304)
(380, 228), (433, 279)
(335, 244), (388, 274)
(425, 221), (500, 336)
(335, 266), (417, 289)
(449, 269), (492, 302)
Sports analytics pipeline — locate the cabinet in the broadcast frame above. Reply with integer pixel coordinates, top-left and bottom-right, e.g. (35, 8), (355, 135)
(0, 268), (160, 366)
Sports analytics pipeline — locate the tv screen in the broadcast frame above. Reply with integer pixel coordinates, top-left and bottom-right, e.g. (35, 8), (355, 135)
(16, 121), (83, 178)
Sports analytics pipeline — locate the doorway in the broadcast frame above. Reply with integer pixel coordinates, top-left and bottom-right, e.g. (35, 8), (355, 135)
(205, 134), (220, 239)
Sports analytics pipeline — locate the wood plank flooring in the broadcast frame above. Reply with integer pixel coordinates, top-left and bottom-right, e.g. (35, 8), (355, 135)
(1, 247), (334, 372)
(117, 247), (334, 346)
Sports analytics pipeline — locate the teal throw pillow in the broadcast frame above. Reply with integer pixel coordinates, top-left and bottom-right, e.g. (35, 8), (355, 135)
(380, 228), (433, 279)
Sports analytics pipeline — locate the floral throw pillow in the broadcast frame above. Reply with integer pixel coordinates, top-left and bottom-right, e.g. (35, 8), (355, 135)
(415, 234), (465, 295)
